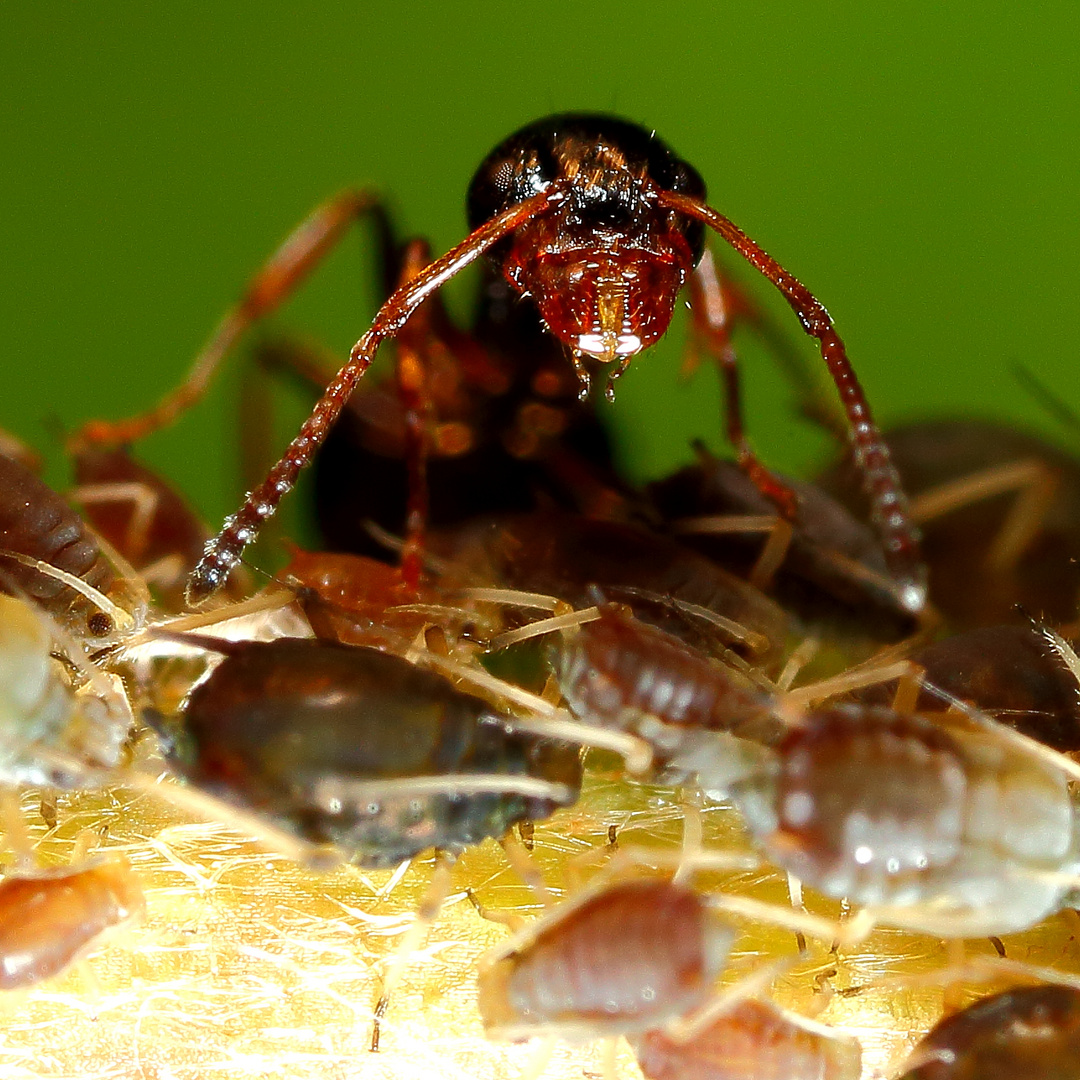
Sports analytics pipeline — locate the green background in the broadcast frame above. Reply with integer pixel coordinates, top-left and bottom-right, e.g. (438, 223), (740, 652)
(2, 2), (1078, 537)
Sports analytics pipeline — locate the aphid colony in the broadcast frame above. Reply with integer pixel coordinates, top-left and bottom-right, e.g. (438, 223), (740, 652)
(5, 114), (1080, 1079)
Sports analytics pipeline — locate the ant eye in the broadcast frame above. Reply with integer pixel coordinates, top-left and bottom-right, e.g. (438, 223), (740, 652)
(87, 612), (114, 636)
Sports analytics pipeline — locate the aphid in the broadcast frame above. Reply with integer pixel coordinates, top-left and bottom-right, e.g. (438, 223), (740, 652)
(856, 623), (1080, 753)
(429, 509), (791, 664)
(121, 113), (920, 610)
(820, 419), (1080, 629)
(555, 601), (781, 796)
(897, 983), (1080, 1079)
(0, 450), (125, 638)
(631, 998), (861, 1080)
(732, 704), (1080, 938)
(71, 444), (247, 611)
(149, 636), (585, 867)
(0, 855), (145, 989)
(649, 444), (920, 644)
(478, 878), (737, 1042)
(0, 593), (132, 788)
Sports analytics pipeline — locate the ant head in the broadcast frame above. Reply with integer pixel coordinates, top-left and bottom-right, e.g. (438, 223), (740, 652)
(467, 114), (706, 398)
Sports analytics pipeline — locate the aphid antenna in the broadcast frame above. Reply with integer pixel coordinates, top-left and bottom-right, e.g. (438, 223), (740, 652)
(310, 773), (577, 808)
(0, 549), (137, 635)
(487, 605), (602, 652)
(403, 645), (654, 774)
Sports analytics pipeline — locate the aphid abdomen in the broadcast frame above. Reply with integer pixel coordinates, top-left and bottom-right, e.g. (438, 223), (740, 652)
(898, 985), (1080, 1080)
(167, 638), (580, 866)
(738, 707), (971, 905)
(557, 604), (779, 747)
(0, 453), (114, 629)
(479, 880), (732, 1039)
(632, 999), (862, 1080)
(0, 857), (145, 988)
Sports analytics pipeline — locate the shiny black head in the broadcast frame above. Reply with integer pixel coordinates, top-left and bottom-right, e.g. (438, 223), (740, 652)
(466, 113), (707, 262)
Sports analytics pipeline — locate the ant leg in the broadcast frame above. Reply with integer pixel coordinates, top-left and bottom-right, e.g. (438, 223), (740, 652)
(69, 190), (384, 453)
(688, 252), (800, 522)
(391, 240), (439, 593)
(188, 191), (556, 604)
(661, 192), (926, 614)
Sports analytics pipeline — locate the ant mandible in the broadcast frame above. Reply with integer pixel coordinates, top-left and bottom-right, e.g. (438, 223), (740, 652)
(78, 113), (927, 612)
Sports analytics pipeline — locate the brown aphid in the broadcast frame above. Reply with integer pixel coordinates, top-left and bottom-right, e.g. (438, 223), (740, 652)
(556, 602), (781, 795)
(856, 623), (1080, 753)
(72, 444), (246, 611)
(732, 705), (1080, 938)
(820, 419), (1080, 629)
(897, 984), (1080, 1080)
(0, 451), (118, 637)
(0, 855), (145, 989)
(479, 878), (734, 1041)
(631, 999), (861, 1080)
(431, 509), (790, 664)
(649, 450), (920, 644)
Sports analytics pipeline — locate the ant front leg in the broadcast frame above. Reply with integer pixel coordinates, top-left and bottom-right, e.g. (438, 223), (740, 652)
(688, 249), (800, 523)
(662, 191), (927, 614)
(69, 190), (386, 453)
(187, 191), (556, 605)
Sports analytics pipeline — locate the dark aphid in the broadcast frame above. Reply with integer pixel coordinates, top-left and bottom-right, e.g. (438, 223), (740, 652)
(152, 637), (582, 867)
(72, 444), (247, 612)
(151, 113), (923, 612)
(0, 451), (118, 637)
(820, 419), (1080, 629)
(631, 998), (861, 1080)
(649, 449), (920, 644)
(478, 878), (734, 1042)
(897, 984), (1080, 1080)
(430, 509), (790, 664)
(856, 623), (1080, 753)
(0, 855), (145, 989)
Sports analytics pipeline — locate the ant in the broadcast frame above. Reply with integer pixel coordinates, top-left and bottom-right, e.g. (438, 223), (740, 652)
(68, 114), (925, 613)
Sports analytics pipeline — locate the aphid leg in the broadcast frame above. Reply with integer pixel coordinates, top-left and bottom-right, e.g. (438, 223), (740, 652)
(188, 190), (556, 604)
(500, 829), (554, 908)
(39, 792), (58, 831)
(708, 892), (877, 948)
(72, 480), (159, 565)
(661, 190), (926, 613)
(600, 1037), (618, 1080)
(688, 251), (799, 521)
(908, 457), (1060, 573)
(787, 872), (808, 954)
(776, 635), (820, 693)
(664, 952), (797, 1045)
(891, 663), (925, 713)
(370, 849), (456, 1052)
(69, 190), (384, 453)
(0, 789), (35, 869)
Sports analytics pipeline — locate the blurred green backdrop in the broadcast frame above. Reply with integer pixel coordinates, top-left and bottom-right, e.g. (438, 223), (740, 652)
(2, 2), (1078, 537)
